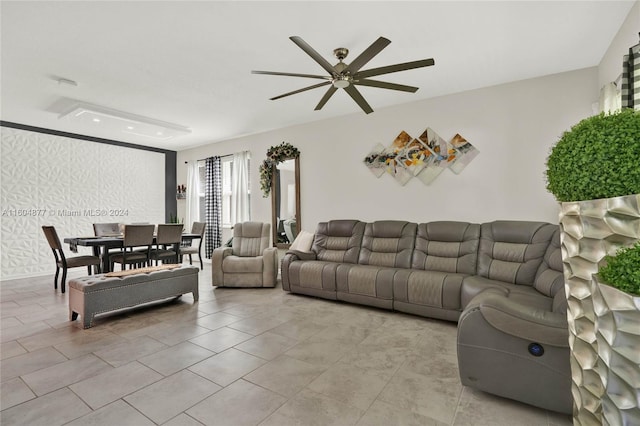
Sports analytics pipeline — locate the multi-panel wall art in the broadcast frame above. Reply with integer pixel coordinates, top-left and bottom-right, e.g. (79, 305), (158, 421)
(363, 128), (478, 186)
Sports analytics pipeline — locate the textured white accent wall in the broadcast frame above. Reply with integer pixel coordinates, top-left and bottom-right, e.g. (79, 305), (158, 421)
(0, 127), (165, 280)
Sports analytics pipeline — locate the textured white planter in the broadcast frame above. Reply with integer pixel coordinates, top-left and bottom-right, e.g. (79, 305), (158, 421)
(592, 276), (640, 426)
(558, 194), (640, 425)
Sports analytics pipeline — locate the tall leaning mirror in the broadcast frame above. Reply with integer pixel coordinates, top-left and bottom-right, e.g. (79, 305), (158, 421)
(271, 156), (300, 248)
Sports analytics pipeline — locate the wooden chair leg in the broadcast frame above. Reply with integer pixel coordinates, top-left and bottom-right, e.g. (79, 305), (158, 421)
(61, 268), (67, 293)
(199, 255), (203, 270)
(188, 254), (193, 265)
(87, 265), (92, 276)
(54, 267), (60, 289)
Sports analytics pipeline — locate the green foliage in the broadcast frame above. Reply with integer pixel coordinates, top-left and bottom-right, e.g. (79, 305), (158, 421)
(168, 213), (182, 224)
(259, 142), (300, 198)
(599, 242), (640, 296)
(545, 109), (640, 202)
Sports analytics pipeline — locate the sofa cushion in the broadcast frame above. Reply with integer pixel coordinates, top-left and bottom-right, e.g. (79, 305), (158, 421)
(411, 222), (480, 274)
(393, 269), (466, 310)
(358, 221), (416, 268)
(290, 230), (314, 251)
(222, 255), (264, 273)
(477, 221), (557, 286)
(335, 264), (394, 300)
(286, 260), (340, 292)
(461, 275), (543, 309)
(313, 220), (365, 263)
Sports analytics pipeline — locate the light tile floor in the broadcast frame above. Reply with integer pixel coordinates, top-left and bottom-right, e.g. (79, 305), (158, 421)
(0, 264), (573, 426)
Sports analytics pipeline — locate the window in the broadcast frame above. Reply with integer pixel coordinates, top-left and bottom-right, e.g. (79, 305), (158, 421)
(196, 156), (250, 228)
(224, 156), (252, 227)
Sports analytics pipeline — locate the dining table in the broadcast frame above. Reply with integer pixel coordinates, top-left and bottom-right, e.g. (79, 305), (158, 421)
(63, 233), (202, 273)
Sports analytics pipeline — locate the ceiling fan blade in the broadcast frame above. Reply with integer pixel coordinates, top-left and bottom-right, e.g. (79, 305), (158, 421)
(314, 86), (338, 111)
(343, 37), (391, 74)
(289, 36), (337, 76)
(344, 85), (373, 114)
(354, 79), (419, 93)
(252, 70), (332, 80)
(269, 81), (331, 101)
(356, 58), (435, 79)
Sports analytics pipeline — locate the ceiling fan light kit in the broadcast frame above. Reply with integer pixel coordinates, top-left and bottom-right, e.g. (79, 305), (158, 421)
(252, 36), (435, 114)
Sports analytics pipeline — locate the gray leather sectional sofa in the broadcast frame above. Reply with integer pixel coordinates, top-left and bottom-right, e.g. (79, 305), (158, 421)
(281, 219), (571, 414)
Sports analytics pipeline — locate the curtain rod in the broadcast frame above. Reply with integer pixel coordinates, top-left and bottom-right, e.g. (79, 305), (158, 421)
(185, 153), (233, 164)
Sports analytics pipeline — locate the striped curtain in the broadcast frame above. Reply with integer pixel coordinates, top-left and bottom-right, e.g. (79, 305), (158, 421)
(205, 156), (222, 258)
(622, 39), (640, 110)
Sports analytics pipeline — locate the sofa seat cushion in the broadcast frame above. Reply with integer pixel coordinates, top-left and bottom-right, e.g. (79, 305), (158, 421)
(222, 255), (264, 273)
(335, 264), (396, 299)
(393, 269), (467, 310)
(287, 260), (340, 292)
(461, 275), (542, 309)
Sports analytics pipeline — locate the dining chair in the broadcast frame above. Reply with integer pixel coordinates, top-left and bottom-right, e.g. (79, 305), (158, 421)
(93, 222), (122, 263)
(109, 224), (155, 271)
(148, 224), (184, 265)
(181, 221), (206, 270)
(93, 223), (121, 237)
(42, 226), (101, 293)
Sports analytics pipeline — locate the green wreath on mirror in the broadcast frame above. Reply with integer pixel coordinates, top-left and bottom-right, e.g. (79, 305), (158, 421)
(259, 142), (300, 198)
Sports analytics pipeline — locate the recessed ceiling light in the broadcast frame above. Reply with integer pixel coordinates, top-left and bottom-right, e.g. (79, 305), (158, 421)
(126, 126), (134, 130)
(92, 118), (100, 123)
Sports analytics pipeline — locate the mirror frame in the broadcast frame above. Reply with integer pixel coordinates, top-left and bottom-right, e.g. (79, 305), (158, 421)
(271, 156), (300, 248)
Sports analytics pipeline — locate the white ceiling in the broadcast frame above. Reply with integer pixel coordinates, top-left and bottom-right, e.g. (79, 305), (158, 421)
(0, 1), (634, 151)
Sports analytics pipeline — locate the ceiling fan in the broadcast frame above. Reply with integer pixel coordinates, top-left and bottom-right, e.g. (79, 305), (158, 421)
(252, 36), (435, 114)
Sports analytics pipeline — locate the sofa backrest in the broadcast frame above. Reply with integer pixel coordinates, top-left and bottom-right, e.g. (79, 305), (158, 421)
(412, 222), (480, 274)
(477, 221), (558, 286)
(358, 221), (417, 268)
(313, 220), (365, 263)
(533, 228), (567, 313)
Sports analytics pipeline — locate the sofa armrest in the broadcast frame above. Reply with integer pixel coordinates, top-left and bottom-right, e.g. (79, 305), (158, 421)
(280, 250), (316, 292)
(285, 250), (317, 261)
(262, 247), (278, 287)
(468, 292), (569, 347)
(212, 247), (232, 286)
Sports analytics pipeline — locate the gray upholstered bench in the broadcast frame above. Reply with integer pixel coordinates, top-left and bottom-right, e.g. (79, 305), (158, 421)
(68, 265), (199, 328)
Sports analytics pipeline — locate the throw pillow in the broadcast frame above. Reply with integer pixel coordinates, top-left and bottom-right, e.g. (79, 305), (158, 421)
(289, 230), (314, 252)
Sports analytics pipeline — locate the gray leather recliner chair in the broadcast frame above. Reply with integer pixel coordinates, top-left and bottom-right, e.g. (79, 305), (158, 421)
(212, 222), (278, 287)
(457, 226), (572, 414)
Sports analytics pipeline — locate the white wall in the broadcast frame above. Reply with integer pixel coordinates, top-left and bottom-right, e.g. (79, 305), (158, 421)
(598, 0), (640, 88)
(0, 127), (166, 280)
(177, 67), (598, 235)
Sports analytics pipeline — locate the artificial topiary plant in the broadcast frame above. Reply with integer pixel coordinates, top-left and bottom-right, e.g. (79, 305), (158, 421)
(598, 242), (640, 296)
(545, 108), (640, 202)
